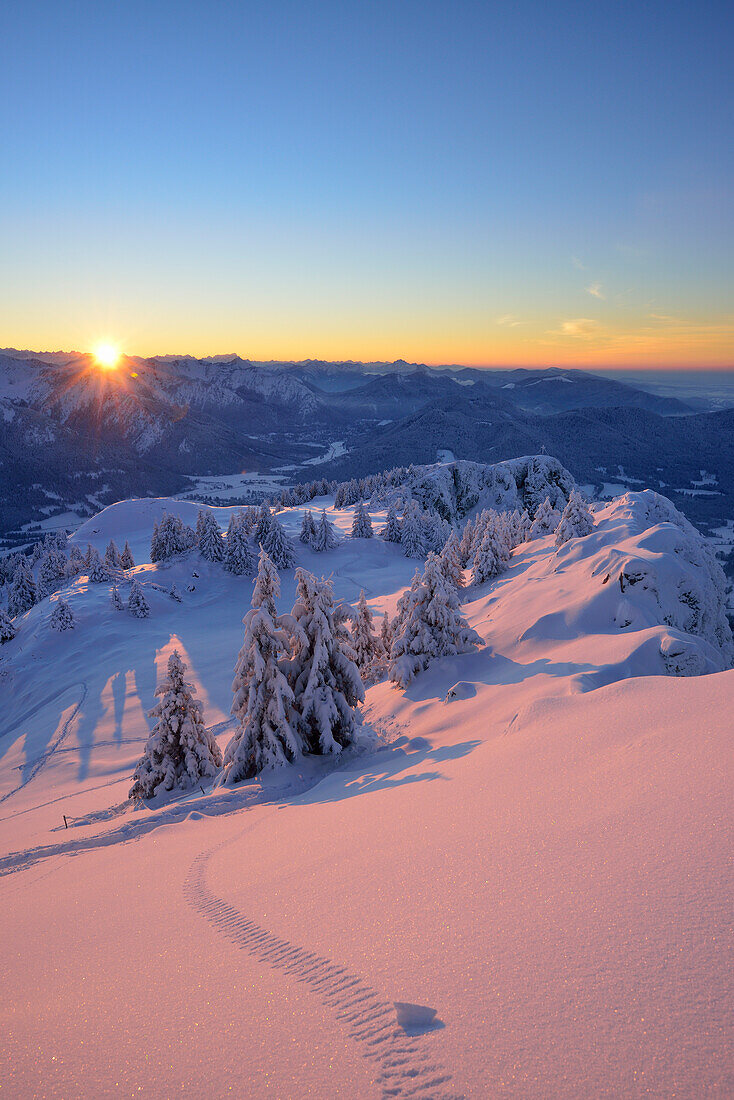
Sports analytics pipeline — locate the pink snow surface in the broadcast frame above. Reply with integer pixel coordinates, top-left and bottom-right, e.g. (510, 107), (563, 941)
(0, 494), (732, 1098)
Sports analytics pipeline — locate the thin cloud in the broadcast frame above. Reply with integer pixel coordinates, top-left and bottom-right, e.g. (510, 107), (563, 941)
(587, 282), (605, 299)
(550, 318), (600, 338)
(648, 312), (680, 323)
(496, 314), (523, 327)
(571, 256), (586, 270)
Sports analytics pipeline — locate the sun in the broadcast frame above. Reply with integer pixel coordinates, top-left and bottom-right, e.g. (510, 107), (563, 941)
(93, 343), (121, 370)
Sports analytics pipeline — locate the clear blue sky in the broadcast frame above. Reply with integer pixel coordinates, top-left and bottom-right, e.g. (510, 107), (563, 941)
(1, 0), (732, 366)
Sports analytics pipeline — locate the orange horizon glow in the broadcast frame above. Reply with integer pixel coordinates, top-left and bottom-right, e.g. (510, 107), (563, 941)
(92, 343), (121, 370)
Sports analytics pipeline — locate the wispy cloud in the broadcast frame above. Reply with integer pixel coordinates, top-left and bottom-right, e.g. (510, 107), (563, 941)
(550, 318), (600, 338)
(571, 256), (586, 270)
(496, 314), (523, 327)
(648, 312), (680, 323)
(586, 282), (605, 299)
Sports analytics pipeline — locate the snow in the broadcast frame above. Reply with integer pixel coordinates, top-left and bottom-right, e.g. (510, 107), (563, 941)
(303, 439), (348, 466)
(0, 483), (731, 1097)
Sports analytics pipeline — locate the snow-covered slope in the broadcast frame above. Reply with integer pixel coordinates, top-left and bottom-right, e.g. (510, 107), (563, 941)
(0, 490), (731, 1098)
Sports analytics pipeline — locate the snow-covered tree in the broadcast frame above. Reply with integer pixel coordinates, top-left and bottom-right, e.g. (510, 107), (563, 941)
(459, 517), (476, 566)
(311, 509), (339, 552)
(88, 547), (112, 583)
(529, 496), (561, 539)
(389, 553), (482, 687)
(350, 590), (385, 683)
(151, 513), (194, 562)
(169, 583), (183, 602)
(262, 516), (295, 569)
(439, 528), (464, 589)
(516, 509), (532, 544)
(120, 540), (135, 570)
(225, 513), (257, 575)
(380, 611), (392, 653)
(8, 558), (37, 618)
(555, 490), (594, 546)
(104, 539), (121, 568)
(38, 550), (65, 597)
(0, 608), (17, 643)
(111, 587), (124, 610)
(300, 510), (317, 544)
(222, 598), (300, 784)
(198, 510), (225, 563)
(381, 503), (402, 543)
(252, 546), (280, 620)
(84, 543), (95, 567)
(128, 580), (150, 618)
(351, 503), (373, 539)
(50, 598), (75, 631)
(130, 649), (222, 800)
(284, 568), (364, 755)
(471, 527), (504, 585)
(401, 504), (426, 559)
(195, 509), (207, 544)
(65, 544), (86, 578)
(253, 502), (272, 544)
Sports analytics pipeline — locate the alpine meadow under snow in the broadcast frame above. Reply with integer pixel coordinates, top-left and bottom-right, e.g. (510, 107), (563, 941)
(0, 454), (732, 1099)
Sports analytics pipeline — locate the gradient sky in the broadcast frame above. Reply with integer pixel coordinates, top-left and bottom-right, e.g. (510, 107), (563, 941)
(1, 0), (732, 367)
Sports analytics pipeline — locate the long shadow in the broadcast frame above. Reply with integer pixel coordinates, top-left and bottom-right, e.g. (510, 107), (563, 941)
(402, 651), (601, 703)
(111, 671), (126, 745)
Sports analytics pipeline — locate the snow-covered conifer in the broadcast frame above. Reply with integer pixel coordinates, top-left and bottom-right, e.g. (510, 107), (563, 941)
(439, 528), (464, 589)
(104, 540), (121, 568)
(225, 514), (256, 575)
(0, 608), (17, 643)
(262, 517), (295, 570)
(252, 547), (280, 620)
(128, 580), (150, 618)
(285, 568), (364, 755)
(311, 509), (339, 552)
(529, 496), (561, 539)
(555, 490), (594, 546)
(119, 540), (135, 570)
(471, 527), (504, 584)
(300, 510), (317, 545)
(381, 503), (402, 543)
(517, 509), (532, 543)
(50, 598), (75, 631)
(111, 587), (124, 610)
(198, 510), (225, 563)
(401, 504), (426, 560)
(222, 597), (299, 784)
(130, 650), (222, 800)
(38, 550), (65, 597)
(389, 553), (482, 687)
(351, 503), (374, 539)
(253, 502), (272, 544)
(459, 517), (475, 566)
(151, 513), (193, 562)
(169, 583), (182, 602)
(87, 547), (111, 583)
(351, 590), (384, 683)
(65, 544), (86, 578)
(380, 612), (392, 652)
(8, 558), (37, 618)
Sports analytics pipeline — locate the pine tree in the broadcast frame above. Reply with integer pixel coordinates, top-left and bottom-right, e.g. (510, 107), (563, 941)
(252, 546), (281, 620)
(198, 510), (225, 562)
(38, 550), (65, 597)
(130, 650), (222, 800)
(471, 527), (503, 584)
(351, 590), (385, 684)
(380, 612), (392, 653)
(88, 547), (112, 583)
(84, 543), (95, 568)
(381, 503), (402, 543)
(285, 568), (364, 755)
(555, 490), (594, 546)
(459, 517), (475, 566)
(262, 517), (295, 569)
(119, 540), (135, 570)
(169, 583), (183, 602)
(8, 558), (37, 618)
(104, 539), (121, 568)
(65, 544), (86, 578)
(195, 509), (207, 545)
(401, 505), (426, 559)
(529, 496), (561, 539)
(351, 503), (374, 539)
(128, 580), (150, 618)
(225, 514), (257, 575)
(0, 608), (17, 643)
(152, 513), (194, 561)
(516, 509), (532, 544)
(253, 502), (272, 544)
(439, 528), (464, 589)
(311, 509), (339, 552)
(111, 587), (124, 610)
(222, 599), (300, 784)
(389, 553), (482, 687)
(50, 598), (75, 631)
(300, 510), (317, 545)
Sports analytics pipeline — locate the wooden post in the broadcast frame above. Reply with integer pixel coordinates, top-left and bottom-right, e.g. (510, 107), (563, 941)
(63, 815), (68, 829)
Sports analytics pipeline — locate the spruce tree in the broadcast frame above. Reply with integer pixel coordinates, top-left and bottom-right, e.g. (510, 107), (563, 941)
(65, 544), (86, 578)
(8, 558), (37, 618)
(262, 517), (295, 569)
(38, 550), (65, 597)
(285, 568), (364, 755)
(88, 547), (112, 583)
(351, 503), (374, 539)
(555, 490), (594, 546)
(225, 514), (256, 575)
(0, 608), (17, 643)
(351, 590), (385, 683)
(130, 650), (222, 800)
(300, 510), (317, 545)
(389, 553), (482, 687)
(50, 598), (75, 631)
(111, 587), (124, 610)
(529, 496), (561, 539)
(471, 527), (503, 584)
(253, 502), (272, 544)
(380, 612), (392, 653)
(198, 510), (225, 562)
(119, 540), (135, 570)
(311, 509), (339, 552)
(128, 580), (150, 618)
(222, 570), (300, 783)
(381, 503), (402, 543)
(439, 528), (464, 589)
(104, 540), (121, 568)
(401, 505), (426, 559)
